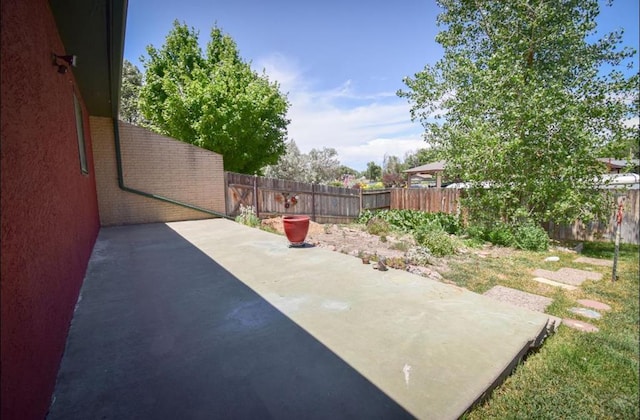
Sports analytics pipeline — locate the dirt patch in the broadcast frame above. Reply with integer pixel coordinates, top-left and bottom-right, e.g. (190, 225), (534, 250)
(260, 217), (481, 282)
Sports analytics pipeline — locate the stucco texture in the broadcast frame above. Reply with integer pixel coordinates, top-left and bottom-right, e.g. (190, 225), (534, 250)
(1, 1), (100, 419)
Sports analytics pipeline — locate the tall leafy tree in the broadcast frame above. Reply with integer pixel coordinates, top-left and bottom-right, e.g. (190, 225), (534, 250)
(263, 140), (341, 184)
(403, 147), (444, 169)
(399, 0), (638, 224)
(119, 59), (143, 124)
(139, 21), (290, 174)
(364, 161), (382, 181)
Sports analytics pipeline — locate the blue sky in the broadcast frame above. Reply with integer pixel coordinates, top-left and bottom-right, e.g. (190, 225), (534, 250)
(124, 0), (639, 171)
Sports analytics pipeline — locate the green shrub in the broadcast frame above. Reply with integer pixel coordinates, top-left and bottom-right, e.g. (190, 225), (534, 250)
(366, 217), (391, 236)
(413, 226), (459, 257)
(358, 209), (461, 235)
(513, 223), (549, 251)
(465, 224), (487, 241)
(390, 240), (411, 252)
(406, 246), (433, 265)
(235, 204), (260, 228)
(466, 219), (549, 251)
(486, 223), (515, 247)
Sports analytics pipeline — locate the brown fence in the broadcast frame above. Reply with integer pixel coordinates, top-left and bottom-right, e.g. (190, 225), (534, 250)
(226, 172), (639, 244)
(361, 190), (392, 210)
(225, 172), (360, 224)
(390, 188), (461, 214)
(546, 190), (639, 245)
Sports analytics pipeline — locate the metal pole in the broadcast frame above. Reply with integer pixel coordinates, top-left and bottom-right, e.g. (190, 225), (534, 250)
(612, 196), (625, 282)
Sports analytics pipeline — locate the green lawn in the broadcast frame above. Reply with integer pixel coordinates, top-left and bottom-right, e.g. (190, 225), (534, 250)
(450, 242), (640, 419)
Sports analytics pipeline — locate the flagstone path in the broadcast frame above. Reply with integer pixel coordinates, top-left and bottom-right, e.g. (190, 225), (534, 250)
(483, 256), (614, 334)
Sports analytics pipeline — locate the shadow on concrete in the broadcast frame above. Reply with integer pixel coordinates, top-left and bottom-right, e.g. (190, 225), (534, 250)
(48, 223), (412, 419)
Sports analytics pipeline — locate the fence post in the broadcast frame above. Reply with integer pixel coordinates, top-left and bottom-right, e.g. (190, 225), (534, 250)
(223, 171), (229, 216)
(253, 175), (259, 217)
(311, 183), (316, 222)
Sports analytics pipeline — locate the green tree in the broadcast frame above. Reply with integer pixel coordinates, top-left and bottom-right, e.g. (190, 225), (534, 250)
(364, 161), (382, 181)
(139, 21), (290, 173)
(403, 147), (443, 169)
(262, 140), (305, 181)
(263, 141), (341, 184)
(307, 147), (340, 183)
(119, 59), (143, 124)
(399, 0), (638, 225)
(338, 165), (359, 177)
(382, 154), (406, 187)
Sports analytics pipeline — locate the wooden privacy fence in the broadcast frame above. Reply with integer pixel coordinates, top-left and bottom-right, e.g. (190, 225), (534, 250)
(390, 188), (461, 214)
(361, 190), (392, 211)
(225, 172), (639, 244)
(225, 172), (360, 224)
(546, 189), (639, 245)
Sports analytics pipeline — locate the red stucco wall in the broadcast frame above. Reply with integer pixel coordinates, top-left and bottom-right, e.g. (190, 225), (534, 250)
(1, 1), (100, 419)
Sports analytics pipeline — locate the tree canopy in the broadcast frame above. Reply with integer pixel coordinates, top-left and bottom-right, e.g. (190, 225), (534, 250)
(263, 140), (341, 184)
(364, 161), (382, 181)
(399, 0), (638, 224)
(120, 59), (143, 124)
(139, 21), (290, 174)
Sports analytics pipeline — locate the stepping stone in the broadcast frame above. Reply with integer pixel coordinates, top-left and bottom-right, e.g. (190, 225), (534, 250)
(574, 256), (613, 267)
(576, 299), (611, 311)
(483, 285), (553, 312)
(569, 307), (602, 319)
(532, 268), (602, 286)
(562, 318), (599, 333)
(532, 277), (578, 291)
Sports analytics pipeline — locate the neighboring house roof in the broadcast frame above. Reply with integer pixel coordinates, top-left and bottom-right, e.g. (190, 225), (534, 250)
(597, 158), (640, 170)
(49, 0), (127, 118)
(404, 160), (447, 174)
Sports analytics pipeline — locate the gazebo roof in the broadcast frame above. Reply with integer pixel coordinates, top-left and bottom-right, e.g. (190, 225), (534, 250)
(404, 160), (447, 175)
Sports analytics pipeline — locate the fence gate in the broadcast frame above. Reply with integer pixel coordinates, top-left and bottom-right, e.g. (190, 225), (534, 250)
(225, 172), (257, 216)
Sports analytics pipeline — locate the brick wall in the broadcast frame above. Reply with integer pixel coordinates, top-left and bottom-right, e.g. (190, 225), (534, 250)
(91, 117), (226, 225)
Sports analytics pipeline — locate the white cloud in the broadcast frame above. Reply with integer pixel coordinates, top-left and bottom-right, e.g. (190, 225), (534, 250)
(254, 53), (425, 171)
(623, 116), (639, 129)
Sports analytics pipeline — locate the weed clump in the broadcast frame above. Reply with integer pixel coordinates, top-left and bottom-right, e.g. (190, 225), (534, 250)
(235, 204), (260, 228)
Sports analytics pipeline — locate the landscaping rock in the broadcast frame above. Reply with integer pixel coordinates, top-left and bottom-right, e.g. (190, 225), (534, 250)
(576, 299), (611, 312)
(562, 318), (599, 333)
(544, 256), (560, 262)
(532, 277), (578, 291)
(483, 285), (553, 313)
(569, 307), (602, 320)
(574, 256), (613, 267)
(532, 267), (602, 286)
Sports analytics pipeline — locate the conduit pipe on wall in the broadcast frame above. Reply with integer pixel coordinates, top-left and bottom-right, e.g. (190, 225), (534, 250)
(111, 118), (233, 220)
(106, 1), (231, 221)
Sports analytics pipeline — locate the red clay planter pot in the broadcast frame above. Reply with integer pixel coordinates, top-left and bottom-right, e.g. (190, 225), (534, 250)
(283, 215), (310, 246)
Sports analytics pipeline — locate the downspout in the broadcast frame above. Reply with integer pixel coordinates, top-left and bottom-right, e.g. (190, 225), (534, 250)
(111, 121), (232, 219)
(106, 1), (231, 220)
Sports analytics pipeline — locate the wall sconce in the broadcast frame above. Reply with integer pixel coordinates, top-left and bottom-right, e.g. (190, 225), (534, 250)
(52, 53), (77, 74)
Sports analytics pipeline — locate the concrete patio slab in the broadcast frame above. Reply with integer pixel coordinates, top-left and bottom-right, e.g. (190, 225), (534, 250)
(49, 219), (554, 420)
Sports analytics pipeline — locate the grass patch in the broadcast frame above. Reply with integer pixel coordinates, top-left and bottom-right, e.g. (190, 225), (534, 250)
(451, 242), (639, 419)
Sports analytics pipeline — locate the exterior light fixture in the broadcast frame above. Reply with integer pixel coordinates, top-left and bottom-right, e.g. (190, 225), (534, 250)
(52, 53), (77, 74)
